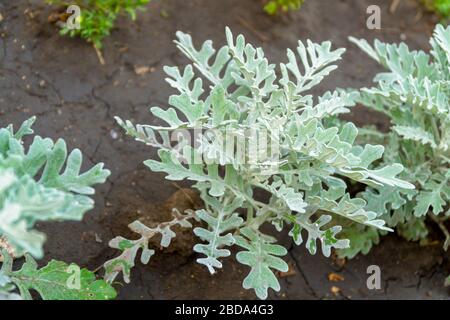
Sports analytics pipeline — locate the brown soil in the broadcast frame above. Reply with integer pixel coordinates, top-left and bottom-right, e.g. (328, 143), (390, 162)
(0, 0), (449, 299)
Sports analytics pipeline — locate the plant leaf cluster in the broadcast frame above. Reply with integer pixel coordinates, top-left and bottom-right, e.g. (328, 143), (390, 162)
(113, 27), (412, 299)
(0, 118), (113, 300)
(341, 24), (450, 261)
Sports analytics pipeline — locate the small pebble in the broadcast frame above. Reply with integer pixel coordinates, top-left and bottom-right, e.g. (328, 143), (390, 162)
(110, 129), (119, 140)
(95, 233), (103, 243)
(330, 286), (341, 296)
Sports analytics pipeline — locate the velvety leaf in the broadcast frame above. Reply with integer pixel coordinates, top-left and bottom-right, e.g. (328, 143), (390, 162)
(193, 196), (244, 273)
(0, 119), (110, 258)
(235, 228), (288, 300)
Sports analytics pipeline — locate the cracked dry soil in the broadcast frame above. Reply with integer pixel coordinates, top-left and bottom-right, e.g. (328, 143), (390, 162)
(1, 0), (449, 299)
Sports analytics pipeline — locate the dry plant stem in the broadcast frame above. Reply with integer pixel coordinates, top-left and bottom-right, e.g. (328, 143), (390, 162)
(414, 10), (423, 22)
(0, 236), (15, 262)
(430, 214), (450, 251)
(390, 0), (401, 14)
(236, 15), (269, 42)
(94, 45), (105, 65)
(171, 182), (197, 208)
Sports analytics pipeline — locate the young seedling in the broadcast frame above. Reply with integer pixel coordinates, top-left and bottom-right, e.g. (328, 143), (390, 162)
(264, 0), (305, 15)
(0, 117), (115, 300)
(46, 0), (151, 63)
(109, 28), (413, 299)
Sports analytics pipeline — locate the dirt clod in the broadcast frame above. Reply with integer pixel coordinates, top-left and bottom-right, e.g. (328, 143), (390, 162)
(328, 273), (345, 282)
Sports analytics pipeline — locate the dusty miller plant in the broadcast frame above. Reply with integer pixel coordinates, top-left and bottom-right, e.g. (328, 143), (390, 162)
(0, 118), (115, 300)
(342, 25), (450, 287)
(108, 28), (413, 299)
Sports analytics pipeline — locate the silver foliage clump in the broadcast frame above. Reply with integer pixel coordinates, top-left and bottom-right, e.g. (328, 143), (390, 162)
(110, 27), (413, 299)
(0, 117), (110, 259)
(340, 24), (450, 261)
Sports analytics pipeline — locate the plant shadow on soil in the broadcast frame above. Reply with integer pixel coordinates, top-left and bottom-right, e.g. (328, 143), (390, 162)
(0, 0), (449, 299)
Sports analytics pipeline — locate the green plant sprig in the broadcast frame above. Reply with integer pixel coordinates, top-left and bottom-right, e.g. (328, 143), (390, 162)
(264, 0), (305, 15)
(46, 0), (151, 58)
